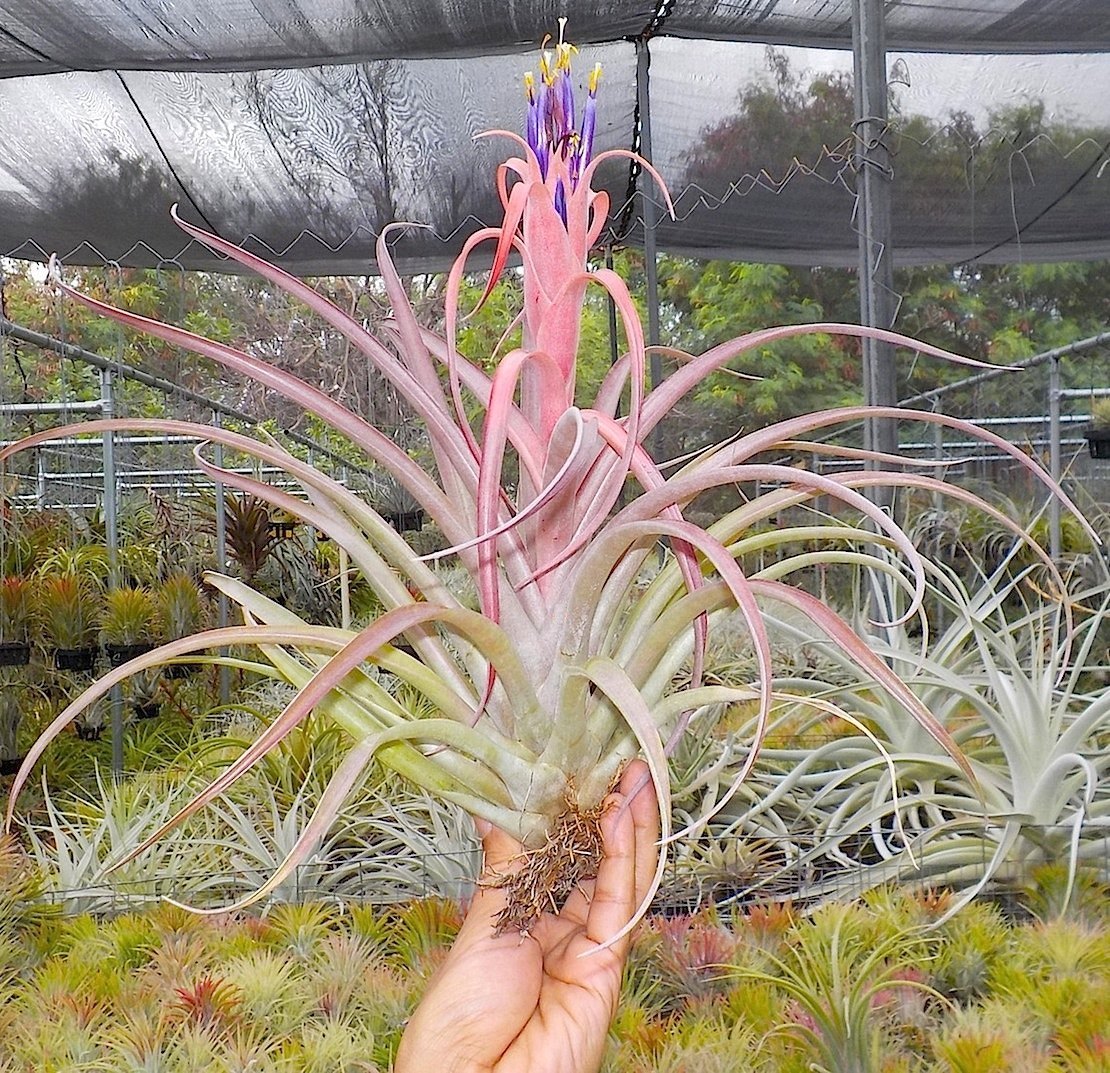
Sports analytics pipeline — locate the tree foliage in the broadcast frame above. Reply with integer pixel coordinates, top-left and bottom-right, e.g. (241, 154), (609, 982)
(4, 47), (1110, 456)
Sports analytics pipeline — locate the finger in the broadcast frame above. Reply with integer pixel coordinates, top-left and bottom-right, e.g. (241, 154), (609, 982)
(479, 821), (526, 875)
(452, 820), (527, 941)
(621, 759), (660, 903)
(583, 787), (637, 950)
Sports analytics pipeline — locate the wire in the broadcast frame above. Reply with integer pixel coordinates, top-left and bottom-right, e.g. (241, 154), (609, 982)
(114, 72), (221, 238)
(960, 134), (1110, 264)
(0, 25), (65, 69)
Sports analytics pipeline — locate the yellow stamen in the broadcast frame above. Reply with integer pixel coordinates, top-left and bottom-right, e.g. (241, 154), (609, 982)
(555, 41), (577, 72)
(588, 63), (601, 94)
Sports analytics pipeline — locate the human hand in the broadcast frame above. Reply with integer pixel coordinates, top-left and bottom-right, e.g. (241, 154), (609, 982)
(394, 760), (659, 1073)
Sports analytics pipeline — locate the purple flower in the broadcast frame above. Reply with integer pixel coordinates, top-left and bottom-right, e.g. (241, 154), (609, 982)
(523, 27), (601, 224)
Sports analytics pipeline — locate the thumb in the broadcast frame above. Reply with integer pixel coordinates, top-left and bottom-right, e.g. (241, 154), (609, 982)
(474, 816), (525, 874)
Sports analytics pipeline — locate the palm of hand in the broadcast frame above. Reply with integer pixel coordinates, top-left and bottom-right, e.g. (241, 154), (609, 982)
(394, 761), (658, 1073)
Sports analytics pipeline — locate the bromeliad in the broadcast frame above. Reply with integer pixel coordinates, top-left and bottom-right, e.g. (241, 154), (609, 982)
(2, 33), (1097, 935)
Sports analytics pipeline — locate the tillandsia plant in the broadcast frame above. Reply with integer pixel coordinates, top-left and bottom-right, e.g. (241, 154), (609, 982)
(1, 33), (1099, 933)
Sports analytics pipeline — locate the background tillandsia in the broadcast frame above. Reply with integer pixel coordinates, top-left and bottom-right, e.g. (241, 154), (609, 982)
(1, 33), (1099, 933)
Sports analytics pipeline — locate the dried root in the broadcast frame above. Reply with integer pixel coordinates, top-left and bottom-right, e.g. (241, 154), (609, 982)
(490, 794), (609, 936)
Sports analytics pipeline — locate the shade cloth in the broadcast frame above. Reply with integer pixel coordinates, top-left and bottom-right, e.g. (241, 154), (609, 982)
(2, 1), (1108, 272)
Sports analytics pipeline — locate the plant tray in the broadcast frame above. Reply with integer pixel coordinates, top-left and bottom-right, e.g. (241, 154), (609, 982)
(1085, 429), (1110, 459)
(269, 520), (298, 540)
(53, 646), (99, 672)
(381, 508), (425, 532)
(0, 642), (31, 667)
(105, 642), (154, 667)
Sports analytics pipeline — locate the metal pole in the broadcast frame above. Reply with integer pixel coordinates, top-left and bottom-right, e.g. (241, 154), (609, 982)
(340, 464), (352, 628)
(852, 0), (898, 480)
(0, 317), (373, 479)
(605, 246), (620, 380)
(901, 331), (1110, 409)
(1048, 357), (1061, 559)
(213, 412), (231, 705)
(100, 368), (124, 780)
(0, 400), (104, 414)
(635, 38), (663, 451)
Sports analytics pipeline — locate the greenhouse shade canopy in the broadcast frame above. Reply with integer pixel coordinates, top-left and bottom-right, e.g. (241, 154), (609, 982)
(1, 0), (1110, 274)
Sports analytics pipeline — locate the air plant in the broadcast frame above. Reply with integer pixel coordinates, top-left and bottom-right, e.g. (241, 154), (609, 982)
(2, 33), (1098, 935)
(220, 492), (282, 582)
(100, 585), (160, 649)
(0, 575), (35, 649)
(675, 548), (1110, 917)
(158, 573), (205, 641)
(733, 902), (940, 1073)
(37, 574), (100, 653)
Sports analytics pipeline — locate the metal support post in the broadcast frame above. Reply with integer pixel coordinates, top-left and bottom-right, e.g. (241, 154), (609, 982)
(636, 38), (663, 447)
(339, 465), (352, 629)
(852, 0), (898, 482)
(100, 368), (124, 779)
(637, 36), (667, 563)
(213, 412), (231, 704)
(1048, 356), (1061, 560)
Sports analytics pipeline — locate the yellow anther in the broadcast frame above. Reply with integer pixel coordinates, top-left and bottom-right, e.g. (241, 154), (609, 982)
(524, 71), (536, 99)
(555, 41), (577, 71)
(588, 63), (601, 94)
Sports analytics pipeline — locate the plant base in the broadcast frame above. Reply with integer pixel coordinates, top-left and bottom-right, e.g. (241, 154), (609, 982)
(491, 796), (607, 936)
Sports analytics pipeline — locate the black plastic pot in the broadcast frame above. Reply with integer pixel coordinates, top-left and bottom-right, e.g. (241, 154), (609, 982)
(105, 642), (154, 668)
(53, 646), (99, 672)
(133, 701), (161, 720)
(382, 508), (425, 533)
(164, 662), (197, 679)
(1084, 429), (1110, 459)
(0, 642), (31, 667)
(269, 520), (298, 540)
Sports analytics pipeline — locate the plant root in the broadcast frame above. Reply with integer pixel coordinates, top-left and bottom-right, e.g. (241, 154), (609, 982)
(490, 794), (609, 936)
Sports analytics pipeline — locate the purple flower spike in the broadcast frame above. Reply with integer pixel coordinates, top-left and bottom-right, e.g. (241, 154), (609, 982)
(524, 73), (550, 178)
(573, 63), (600, 189)
(521, 30), (599, 203)
(554, 178), (567, 226)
